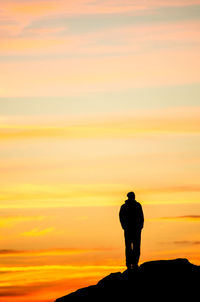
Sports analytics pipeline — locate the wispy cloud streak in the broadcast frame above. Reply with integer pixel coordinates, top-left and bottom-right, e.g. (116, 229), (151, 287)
(157, 215), (200, 221)
(1, 107), (200, 140)
(0, 247), (107, 257)
(0, 215), (45, 227)
(173, 240), (200, 244)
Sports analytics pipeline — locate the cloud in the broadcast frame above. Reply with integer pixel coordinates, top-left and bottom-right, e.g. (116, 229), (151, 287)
(0, 215), (45, 227)
(0, 249), (23, 255)
(0, 182), (200, 209)
(25, 5), (200, 38)
(20, 227), (55, 237)
(0, 183), (126, 208)
(0, 263), (123, 273)
(1, 47), (199, 97)
(142, 186), (200, 195)
(2, 0), (200, 19)
(173, 240), (200, 244)
(1, 18), (200, 57)
(0, 183), (198, 210)
(158, 215), (200, 222)
(0, 106), (200, 140)
(0, 262), (123, 301)
(1, 0), (200, 41)
(0, 247), (108, 257)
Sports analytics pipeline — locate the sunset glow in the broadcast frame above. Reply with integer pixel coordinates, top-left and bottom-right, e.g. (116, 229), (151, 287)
(0, 1), (200, 301)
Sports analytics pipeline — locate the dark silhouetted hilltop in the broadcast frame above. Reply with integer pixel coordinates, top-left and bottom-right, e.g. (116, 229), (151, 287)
(55, 258), (199, 302)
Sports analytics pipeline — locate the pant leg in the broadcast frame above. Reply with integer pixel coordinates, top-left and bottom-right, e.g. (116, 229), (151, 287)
(124, 231), (132, 268)
(132, 229), (141, 266)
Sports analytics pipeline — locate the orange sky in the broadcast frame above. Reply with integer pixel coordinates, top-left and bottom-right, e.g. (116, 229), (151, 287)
(0, 1), (200, 301)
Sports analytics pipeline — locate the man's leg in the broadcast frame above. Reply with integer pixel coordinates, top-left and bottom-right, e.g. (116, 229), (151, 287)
(124, 231), (132, 269)
(132, 230), (141, 267)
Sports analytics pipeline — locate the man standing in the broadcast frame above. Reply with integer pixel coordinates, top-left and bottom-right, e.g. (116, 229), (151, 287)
(119, 191), (144, 269)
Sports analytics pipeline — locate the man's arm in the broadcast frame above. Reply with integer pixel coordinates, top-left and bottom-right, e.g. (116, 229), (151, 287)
(119, 205), (125, 229)
(140, 204), (144, 229)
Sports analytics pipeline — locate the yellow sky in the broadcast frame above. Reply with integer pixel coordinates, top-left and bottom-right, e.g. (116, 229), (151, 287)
(0, 1), (200, 301)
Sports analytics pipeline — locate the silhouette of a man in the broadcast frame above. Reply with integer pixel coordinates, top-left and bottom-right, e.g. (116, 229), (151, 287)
(119, 191), (144, 269)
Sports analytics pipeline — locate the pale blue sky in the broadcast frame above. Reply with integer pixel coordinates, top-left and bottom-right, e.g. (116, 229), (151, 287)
(0, 84), (199, 116)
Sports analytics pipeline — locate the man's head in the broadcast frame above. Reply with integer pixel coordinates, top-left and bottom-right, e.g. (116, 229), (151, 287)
(127, 191), (135, 200)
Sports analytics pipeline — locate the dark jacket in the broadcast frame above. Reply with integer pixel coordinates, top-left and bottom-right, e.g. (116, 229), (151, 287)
(119, 199), (144, 231)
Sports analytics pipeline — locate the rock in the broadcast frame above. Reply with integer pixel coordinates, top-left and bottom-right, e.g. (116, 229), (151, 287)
(55, 258), (199, 302)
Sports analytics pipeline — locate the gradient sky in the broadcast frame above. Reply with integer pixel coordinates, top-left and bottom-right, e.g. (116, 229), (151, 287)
(0, 1), (200, 301)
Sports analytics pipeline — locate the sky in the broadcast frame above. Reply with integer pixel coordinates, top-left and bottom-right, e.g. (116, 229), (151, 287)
(0, 0), (200, 301)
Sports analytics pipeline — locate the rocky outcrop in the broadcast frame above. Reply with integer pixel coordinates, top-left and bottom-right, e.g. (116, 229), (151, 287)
(55, 258), (199, 301)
